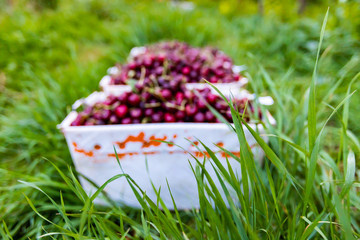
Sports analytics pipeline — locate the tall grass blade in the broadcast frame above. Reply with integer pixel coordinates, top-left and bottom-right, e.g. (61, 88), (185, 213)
(308, 8), (329, 153)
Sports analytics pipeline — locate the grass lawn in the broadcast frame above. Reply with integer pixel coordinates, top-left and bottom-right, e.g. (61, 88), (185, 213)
(0, 0), (359, 239)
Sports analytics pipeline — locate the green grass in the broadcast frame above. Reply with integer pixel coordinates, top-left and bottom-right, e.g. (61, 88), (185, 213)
(0, 0), (360, 239)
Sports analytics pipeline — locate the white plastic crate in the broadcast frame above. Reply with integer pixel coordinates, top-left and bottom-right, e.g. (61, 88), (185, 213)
(59, 92), (275, 209)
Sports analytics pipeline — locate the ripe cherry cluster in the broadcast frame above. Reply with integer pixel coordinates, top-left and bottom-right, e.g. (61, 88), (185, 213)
(110, 41), (241, 85)
(71, 87), (253, 126)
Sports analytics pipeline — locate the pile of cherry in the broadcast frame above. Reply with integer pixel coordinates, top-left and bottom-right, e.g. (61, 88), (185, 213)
(71, 88), (255, 126)
(110, 41), (241, 85)
(71, 41), (258, 126)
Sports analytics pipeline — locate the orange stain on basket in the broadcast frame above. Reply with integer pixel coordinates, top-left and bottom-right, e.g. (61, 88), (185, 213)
(108, 153), (126, 159)
(144, 151), (157, 155)
(108, 151), (159, 160)
(142, 135), (167, 148)
(116, 132), (145, 149)
(219, 144), (257, 158)
(221, 151), (241, 158)
(72, 142), (94, 157)
(216, 142), (224, 147)
(76, 149), (93, 157)
(194, 151), (210, 158)
(115, 132), (167, 149)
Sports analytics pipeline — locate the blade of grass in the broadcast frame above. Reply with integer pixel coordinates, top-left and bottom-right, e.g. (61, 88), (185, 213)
(0, 221), (13, 240)
(308, 8), (329, 153)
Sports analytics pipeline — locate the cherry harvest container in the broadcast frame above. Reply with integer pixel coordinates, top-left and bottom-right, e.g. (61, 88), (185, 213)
(58, 91), (275, 209)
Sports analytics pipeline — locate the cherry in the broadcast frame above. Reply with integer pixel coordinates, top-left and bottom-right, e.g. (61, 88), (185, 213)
(135, 82), (144, 92)
(144, 108), (154, 117)
(143, 57), (152, 67)
(209, 76), (218, 83)
(103, 95), (117, 105)
(182, 66), (191, 75)
(142, 92), (152, 101)
(128, 93), (141, 106)
(194, 112), (205, 122)
(164, 113), (176, 122)
(157, 55), (165, 62)
(128, 62), (137, 70)
(130, 108), (142, 119)
(70, 114), (85, 126)
(197, 99), (207, 110)
(175, 92), (184, 104)
(109, 115), (119, 124)
(185, 105), (198, 116)
(101, 109), (111, 120)
(169, 79), (180, 91)
(115, 105), (128, 118)
(190, 70), (198, 79)
(184, 90), (194, 101)
(175, 110), (186, 120)
(132, 118), (141, 124)
(160, 89), (172, 100)
(206, 93), (218, 104)
(118, 92), (129, 104)
(205, 111), (215, 122)
(155, 67), (163, 75)
(151, 112), (164, 123)
(121, 117), (132, 124)
(215, 101), (228, 111)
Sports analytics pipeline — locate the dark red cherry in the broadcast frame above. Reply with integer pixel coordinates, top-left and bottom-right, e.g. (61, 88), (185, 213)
(115, 105), (128, 118)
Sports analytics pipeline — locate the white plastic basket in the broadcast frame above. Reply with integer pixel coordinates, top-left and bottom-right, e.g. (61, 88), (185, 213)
(59, 92), (275, 209)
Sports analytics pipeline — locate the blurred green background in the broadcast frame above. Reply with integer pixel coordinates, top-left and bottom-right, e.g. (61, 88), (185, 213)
(0, 0), (359, 239)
